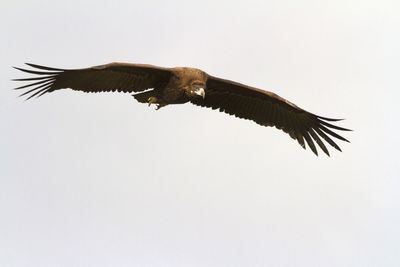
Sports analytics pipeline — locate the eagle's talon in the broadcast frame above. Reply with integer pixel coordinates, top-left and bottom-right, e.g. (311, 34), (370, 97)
(155, 103), (166, 110)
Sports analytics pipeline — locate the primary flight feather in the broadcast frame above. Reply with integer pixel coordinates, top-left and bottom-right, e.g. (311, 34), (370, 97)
(13, 62), (351, 156)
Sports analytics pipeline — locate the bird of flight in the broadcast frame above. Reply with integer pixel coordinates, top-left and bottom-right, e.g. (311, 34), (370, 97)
(13, 62), (350, 156)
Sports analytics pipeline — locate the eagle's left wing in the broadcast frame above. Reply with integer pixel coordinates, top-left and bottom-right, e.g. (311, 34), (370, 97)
(191, 75), (351, 156)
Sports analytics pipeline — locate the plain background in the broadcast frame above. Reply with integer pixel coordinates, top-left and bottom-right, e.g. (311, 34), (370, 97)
(1, 0), (399, 266)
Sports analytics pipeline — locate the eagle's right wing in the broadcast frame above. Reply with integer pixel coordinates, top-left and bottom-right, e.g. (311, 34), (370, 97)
(13, 62), (173, 99)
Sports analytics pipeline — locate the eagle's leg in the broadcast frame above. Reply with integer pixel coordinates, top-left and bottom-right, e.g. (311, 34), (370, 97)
(147, 96), (158, 106)
(147, 97), (167, 110)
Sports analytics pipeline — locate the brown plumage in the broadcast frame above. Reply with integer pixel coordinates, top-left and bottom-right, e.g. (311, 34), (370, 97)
(13, 62), (351, 156)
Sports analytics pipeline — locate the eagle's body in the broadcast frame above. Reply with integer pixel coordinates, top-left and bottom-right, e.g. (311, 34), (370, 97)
(13, 62), (351, 156)
(134, 67), (208, 108)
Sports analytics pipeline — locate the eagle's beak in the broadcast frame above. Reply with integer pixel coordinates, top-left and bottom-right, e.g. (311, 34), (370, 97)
(195, 88), (205, 99)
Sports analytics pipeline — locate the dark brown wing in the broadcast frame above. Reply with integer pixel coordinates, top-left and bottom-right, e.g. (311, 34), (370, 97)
(191, 75), (351, 156)
(13, 62), (173, 99)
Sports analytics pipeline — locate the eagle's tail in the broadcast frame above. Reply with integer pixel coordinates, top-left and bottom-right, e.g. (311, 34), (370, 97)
(132, 90), (156, 103)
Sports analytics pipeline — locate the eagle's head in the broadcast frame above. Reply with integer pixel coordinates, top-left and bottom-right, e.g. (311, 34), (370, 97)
(172, 67), (206, 100)
(188, 81), (205, 99)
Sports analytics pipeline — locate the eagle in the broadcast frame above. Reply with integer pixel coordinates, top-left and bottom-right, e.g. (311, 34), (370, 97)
(13, 62), (350, 156)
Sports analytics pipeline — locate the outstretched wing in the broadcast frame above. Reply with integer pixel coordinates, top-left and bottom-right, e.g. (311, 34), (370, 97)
(191, 75), (351, 156)
(13, 62), (173, 99)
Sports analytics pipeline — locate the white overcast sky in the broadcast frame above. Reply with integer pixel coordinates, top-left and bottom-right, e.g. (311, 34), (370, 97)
(1, 0), (399, 266)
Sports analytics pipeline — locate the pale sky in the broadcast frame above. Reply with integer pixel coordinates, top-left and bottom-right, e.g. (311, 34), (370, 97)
(1, 0), (399, 266)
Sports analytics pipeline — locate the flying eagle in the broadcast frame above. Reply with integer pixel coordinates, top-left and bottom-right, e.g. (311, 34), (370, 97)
(13, 62), (350, 156)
